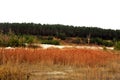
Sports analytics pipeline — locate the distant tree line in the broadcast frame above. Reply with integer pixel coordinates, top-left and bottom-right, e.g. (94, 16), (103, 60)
(0, 23), (120, 40)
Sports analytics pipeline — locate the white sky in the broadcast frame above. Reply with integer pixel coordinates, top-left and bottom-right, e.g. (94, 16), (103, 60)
(0, 0), (120, 30)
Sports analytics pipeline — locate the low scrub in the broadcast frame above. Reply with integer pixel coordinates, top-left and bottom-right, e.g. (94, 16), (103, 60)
(41, 40), (60, 45)
(91, 38), (114, 47)
(0, 33), (39, 47)
(114, 41), (120, 50)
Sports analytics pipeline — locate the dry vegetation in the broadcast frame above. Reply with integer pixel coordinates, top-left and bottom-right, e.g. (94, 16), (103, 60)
(0, 47), (120, 80)
(0, 64), (27, 80)
(0, 48), (117, 66)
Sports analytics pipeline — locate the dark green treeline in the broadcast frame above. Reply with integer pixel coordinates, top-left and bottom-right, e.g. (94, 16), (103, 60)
(0, 23), (120, 40)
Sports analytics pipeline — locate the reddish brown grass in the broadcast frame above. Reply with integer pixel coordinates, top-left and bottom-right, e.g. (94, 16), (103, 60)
(0, 48), (119, 66)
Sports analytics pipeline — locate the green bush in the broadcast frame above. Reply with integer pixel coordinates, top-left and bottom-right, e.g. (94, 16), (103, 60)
(27, 44), (38, 48)
(91, 38), (114, 47)
(8, 36), (20, 47)
(0, 34), (40, 47)
(41, 40), (60, 45)
(91, 38), (103, 45)
(114, 41), (120, 50)
(102, 40), (114, 47)
(24, 35), (34, 44)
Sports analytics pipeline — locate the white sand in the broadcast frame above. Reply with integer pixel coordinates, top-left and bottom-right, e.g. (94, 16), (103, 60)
(40, 44), (114, 50)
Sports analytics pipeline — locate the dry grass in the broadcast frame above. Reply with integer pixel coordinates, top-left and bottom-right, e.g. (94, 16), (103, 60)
(0, 63), (28, 80)
(0, 48), (118, 66)
(0, 47), (120, 80)
(22, 61), (120, 80)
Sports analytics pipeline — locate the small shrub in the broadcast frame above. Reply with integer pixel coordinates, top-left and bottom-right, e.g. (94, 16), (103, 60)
(114, 41), (120, 50)
(41, 40), (60, 45)
(27, 44), (39, 48)
(8, 36), (20, 47)
(102, 40), (114, 47)
(91, 38), (103, 45)
(24, 35), (34, 44)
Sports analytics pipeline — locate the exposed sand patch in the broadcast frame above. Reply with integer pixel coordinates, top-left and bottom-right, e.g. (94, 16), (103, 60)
(40, 44), (114, 50)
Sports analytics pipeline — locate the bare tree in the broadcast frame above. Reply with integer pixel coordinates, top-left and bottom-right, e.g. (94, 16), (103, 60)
(87, 33), (91, 44)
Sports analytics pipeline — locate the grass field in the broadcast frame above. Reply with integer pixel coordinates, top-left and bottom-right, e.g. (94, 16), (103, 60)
(0, 47), (120, 80)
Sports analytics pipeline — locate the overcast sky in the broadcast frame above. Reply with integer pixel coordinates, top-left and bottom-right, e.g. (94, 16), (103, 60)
(0, 0), (120, 30)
